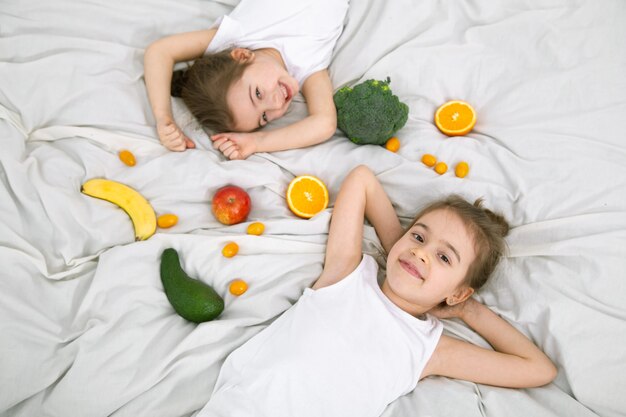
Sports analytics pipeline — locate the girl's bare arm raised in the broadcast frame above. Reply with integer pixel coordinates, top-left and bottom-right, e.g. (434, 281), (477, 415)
(314, 166), (404, 289)
(144, 30), (217, 151)
(423, 298), (557, 388)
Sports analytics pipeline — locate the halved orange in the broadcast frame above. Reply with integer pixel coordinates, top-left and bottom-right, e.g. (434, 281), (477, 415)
(286, 175), (329, 219)
(434, 100), (476, 136)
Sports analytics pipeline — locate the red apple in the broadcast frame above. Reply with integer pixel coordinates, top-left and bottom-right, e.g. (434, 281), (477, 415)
(212, 185), (251, 225)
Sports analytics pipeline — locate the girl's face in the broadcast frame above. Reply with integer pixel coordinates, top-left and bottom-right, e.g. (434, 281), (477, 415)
(384, 209), (477, 315)
(226, 49), (299, 132)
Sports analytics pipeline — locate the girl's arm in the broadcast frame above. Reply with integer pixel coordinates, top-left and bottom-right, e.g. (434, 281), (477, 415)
(144, 30), (217, 151)
(211, 69), (337, 159)
(313, 165), (404, 289)
(423, 298), (557, 388)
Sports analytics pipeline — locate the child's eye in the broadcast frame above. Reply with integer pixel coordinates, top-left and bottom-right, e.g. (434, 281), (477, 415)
(439, 254), (450, 264)
(412, 233), (424, 243)
(256, 87), (262, 99)
(262, 112), (268, 123)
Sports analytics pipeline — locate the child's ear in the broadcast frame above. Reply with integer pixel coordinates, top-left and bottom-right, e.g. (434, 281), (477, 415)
(230, 48), (255, 63)
(445, 286), (474, 306)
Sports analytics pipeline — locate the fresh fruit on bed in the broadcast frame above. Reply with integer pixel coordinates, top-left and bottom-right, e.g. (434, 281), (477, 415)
(385, 137), (400, 152)
(81, 178), (156, 241)
(334, 77), (409, 146)
(229, 279), (248, 296)
(434, 100), (476, 136)
(246, 222), (265, 236)
(118, 149), (136, 166)
(221, 242), (239, 258)
(286, 175), (329, 219)
(434, 162), (448, 175)
(157, 213), (178, 228)
(421, 154), (437, 167)
(455, 161), (470, 178)
(160, 248), (224, 323)
(212, 185), (251, 225)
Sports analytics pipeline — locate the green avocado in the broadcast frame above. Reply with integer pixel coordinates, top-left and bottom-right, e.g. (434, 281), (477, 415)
(160, 248), (224, 323)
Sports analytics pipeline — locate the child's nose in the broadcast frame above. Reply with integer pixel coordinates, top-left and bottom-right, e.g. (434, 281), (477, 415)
(269, 86), (284, 108)
(411, 247), (429, 265)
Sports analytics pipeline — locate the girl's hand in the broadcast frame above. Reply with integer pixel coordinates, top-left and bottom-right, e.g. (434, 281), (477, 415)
(211, 132), (258, 160)
(429, 297), (479, 321)
(157, 119), (195, 151)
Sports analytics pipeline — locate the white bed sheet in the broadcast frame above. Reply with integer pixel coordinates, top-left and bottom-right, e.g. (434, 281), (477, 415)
(1, 0), (625, 416)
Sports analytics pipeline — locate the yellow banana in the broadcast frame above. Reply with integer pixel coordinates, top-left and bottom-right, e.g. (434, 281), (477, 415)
(81, 178), (157, 241)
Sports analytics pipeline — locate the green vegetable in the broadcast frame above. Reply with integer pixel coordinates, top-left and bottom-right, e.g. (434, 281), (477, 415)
(160, 248), (224, 323)
(334, 77), (409, 146)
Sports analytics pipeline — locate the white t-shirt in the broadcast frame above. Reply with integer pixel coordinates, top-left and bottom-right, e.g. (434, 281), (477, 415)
(205, 0), (349, 86)
(197, 255), (443, 417)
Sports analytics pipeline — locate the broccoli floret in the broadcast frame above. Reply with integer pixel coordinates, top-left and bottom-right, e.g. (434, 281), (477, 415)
(334, 77), (409, 146)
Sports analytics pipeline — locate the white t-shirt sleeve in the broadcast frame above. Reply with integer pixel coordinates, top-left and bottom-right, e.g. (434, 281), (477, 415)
(206, 15), (243, 52)
(205, 0), (349, 86)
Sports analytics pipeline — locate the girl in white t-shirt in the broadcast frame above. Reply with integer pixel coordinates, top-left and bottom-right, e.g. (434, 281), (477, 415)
(144, 0), (349, 158)
(196, 165), (557, 417)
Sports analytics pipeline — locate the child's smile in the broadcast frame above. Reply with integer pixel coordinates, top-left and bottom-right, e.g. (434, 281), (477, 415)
(398, 257), (425, 281)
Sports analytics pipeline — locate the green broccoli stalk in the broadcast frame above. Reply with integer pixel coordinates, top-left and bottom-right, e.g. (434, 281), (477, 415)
(334, 77), (409, 146)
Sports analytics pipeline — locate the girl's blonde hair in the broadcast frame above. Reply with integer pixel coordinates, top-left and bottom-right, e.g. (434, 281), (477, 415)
(409, 195), (510, 290)
(171, 49), (250, 133)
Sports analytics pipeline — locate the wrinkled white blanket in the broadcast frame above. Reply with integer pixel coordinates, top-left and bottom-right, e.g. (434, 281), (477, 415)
(1, 0), (625, 416)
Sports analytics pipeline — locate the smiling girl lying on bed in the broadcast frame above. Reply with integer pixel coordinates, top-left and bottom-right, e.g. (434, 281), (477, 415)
(196, 165), (557, 417)
(144, 0), (348, 160)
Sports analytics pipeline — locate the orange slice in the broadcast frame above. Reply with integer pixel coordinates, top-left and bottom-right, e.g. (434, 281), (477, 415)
(286, 175), (329, 219)
(434, 100), (476, 136)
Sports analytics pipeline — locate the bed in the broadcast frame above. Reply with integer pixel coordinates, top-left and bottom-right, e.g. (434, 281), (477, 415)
(1, 0), (625, 416)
